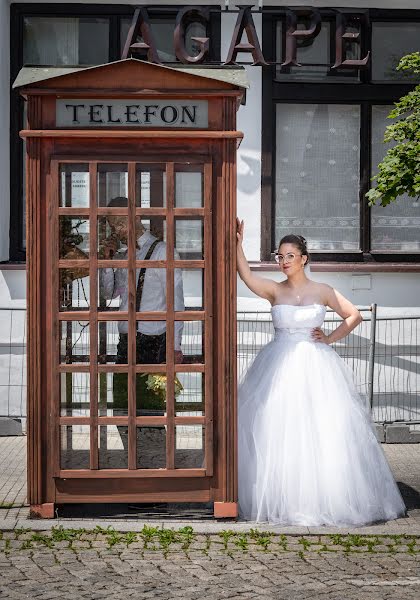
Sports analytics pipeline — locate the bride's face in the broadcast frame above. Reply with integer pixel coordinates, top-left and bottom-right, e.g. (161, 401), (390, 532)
(276, 243), (307, 275)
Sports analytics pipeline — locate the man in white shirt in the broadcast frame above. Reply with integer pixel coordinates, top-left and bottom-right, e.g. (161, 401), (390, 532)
(99, 196), (185, 416)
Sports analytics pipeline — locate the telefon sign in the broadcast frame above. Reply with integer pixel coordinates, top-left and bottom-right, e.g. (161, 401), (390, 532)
(122, 5), (370, 69)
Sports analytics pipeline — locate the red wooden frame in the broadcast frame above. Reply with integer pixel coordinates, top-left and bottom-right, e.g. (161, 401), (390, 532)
(19, 59), (243, 518)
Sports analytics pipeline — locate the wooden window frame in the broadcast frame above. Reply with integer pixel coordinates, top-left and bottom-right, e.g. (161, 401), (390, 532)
(8, 3), (221, 263)
(261, 8), (420, 269)
(53, 155), (213, 476)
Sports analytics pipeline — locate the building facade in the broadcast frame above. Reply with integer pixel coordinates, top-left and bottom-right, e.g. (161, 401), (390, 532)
(0, 0), (419, 317)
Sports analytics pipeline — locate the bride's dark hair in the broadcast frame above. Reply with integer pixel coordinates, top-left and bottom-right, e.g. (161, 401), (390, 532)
(278, 234), (310, 265)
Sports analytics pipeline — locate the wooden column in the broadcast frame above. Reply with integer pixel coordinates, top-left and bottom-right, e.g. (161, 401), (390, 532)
(214, 96), (238, 519)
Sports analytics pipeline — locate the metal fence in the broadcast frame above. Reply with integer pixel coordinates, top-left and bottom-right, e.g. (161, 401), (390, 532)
(1, 305), (420, 425)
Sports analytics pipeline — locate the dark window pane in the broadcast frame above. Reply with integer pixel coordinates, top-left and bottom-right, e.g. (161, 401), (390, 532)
(120, 18), (206, 62)
(59, 216), (89, 260)
(60, 321), (90, 364)
(372, 23), (420, 82)
(175, 372), (204, 416)
(175, 166), (204, 208)
(175, 425), (205, 469)
(276, 20), (359, 82)
(137, 427), (166, 469)
(60, 164), (90, 208)
(371, 105), (420, 251)
(99, 425), (128, 469)
(98, 373), (128, 417)
(97, 164), (128, 208)
(61, 425), (90, 469)
(136, 164), (166, 208)
(59, 268), (90, 311)
(23, 17), (109, 66)
(275, 103), (360, 251)
(60, 373), (90, 417)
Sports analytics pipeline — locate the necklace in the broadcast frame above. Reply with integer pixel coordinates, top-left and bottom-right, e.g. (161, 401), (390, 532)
(289, 283), (309, 305)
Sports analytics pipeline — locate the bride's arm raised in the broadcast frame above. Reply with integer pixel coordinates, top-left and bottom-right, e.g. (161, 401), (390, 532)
(316, 286), (362, 344)
(236, 218), (277, 303)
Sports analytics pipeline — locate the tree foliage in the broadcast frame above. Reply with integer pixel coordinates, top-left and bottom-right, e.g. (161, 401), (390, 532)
(366, 52), (420, 207)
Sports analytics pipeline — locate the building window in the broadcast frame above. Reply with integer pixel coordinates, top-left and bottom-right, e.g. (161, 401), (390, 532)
(9, 4), (220, 262)
(371, 22), (420, 82)
(23, 17), (110, 66)
(262, 10), (420, 263)
(275, 103), (360, 251)
(120, 18), (207, 62)
(370, 105), (420, 252)
(275, 19), (359, 82)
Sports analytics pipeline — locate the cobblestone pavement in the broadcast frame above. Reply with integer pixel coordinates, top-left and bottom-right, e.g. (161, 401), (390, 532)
(1, 436), (419, 534)
(1, 437), (420, 599)
(0, 529), (419, 599)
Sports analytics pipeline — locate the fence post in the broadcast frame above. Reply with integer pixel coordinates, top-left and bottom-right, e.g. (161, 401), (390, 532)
(367, 303), (377, 412)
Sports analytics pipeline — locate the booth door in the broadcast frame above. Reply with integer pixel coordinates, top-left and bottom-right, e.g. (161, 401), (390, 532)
(53, 158), (213, 490)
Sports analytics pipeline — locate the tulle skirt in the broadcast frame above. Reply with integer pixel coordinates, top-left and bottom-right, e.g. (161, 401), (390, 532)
(237, 332), (407, 526)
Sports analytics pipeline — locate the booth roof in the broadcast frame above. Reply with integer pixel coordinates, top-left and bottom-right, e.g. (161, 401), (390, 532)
(12, 58), (250, 90)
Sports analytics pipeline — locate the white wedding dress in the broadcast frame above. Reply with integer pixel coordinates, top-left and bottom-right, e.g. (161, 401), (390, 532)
(238, 303), (407, 526)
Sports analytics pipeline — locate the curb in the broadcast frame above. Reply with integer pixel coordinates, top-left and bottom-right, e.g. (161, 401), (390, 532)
(1, 518), (420, 536)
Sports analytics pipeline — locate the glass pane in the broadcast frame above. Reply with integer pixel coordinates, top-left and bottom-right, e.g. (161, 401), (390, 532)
(175, 425), (205, 469)
(136, 372), (166, 416)
(275, 103), (360, 251)
(135, 323), (167, 364)
(371, 106), (420, 251)
(23, 17), (109, 66)
(175, 219), (204, 259)
(60, 321), (89, 364)
(276, 20), (359, 82)
(97, 164), (128, 208)
(60, 372), (90, 417)
(136, 216), (167, 245)
(59, 216), (89, 260)
(61, 425), (90, 469)
(98, 321), (123, 364)
(136, 164), (166, 208)
(99, 425), (128, 469)
(136, 267), (168, 312)
(60, 164), (89, 208)
(121, 18), (206, 62)
(175, 372), (204, 416)
(181, 269), (203, 311)
(98, 372), (128, 417)
(175, 166), (203, 208)
(372, 23), (420, 82)
(135, 219), (171, 314)
(137, 427), (166, 469)
(98, 268), (128, 311)
(98, 216), (128, 259)
(178, 321), (204, 364)
(59, 269), (90, 311)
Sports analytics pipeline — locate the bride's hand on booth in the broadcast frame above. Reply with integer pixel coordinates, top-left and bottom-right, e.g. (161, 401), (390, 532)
(311, 327), (330, 344)
(236, 217), (244, 244)
(175, 350), (184, 364)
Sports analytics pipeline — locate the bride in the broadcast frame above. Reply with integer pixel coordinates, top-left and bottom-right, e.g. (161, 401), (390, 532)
(236, 220), (407, 526)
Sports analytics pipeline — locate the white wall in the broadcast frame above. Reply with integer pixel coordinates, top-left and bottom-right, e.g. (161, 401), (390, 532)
(237, 270), (420, 313)
(1, 0), (419, 309)
(222, 11), (262, 262)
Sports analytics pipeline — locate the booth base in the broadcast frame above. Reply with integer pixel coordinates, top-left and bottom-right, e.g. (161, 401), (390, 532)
(214, 502), (238, 518)
(30, 503), (55, 519)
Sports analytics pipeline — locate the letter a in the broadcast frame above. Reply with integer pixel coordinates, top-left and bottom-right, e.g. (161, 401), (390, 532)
(224, 7), (268, 66)
(121, 7), (161, 64)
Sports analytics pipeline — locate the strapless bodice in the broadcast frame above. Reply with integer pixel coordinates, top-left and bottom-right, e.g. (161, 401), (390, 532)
(271, 303), (327, 342)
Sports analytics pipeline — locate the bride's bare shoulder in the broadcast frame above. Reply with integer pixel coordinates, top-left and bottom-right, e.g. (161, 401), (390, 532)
(308, 281), (333, 301)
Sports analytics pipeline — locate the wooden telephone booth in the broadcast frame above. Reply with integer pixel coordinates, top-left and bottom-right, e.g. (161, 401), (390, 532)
(15, 59), (246, 518)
